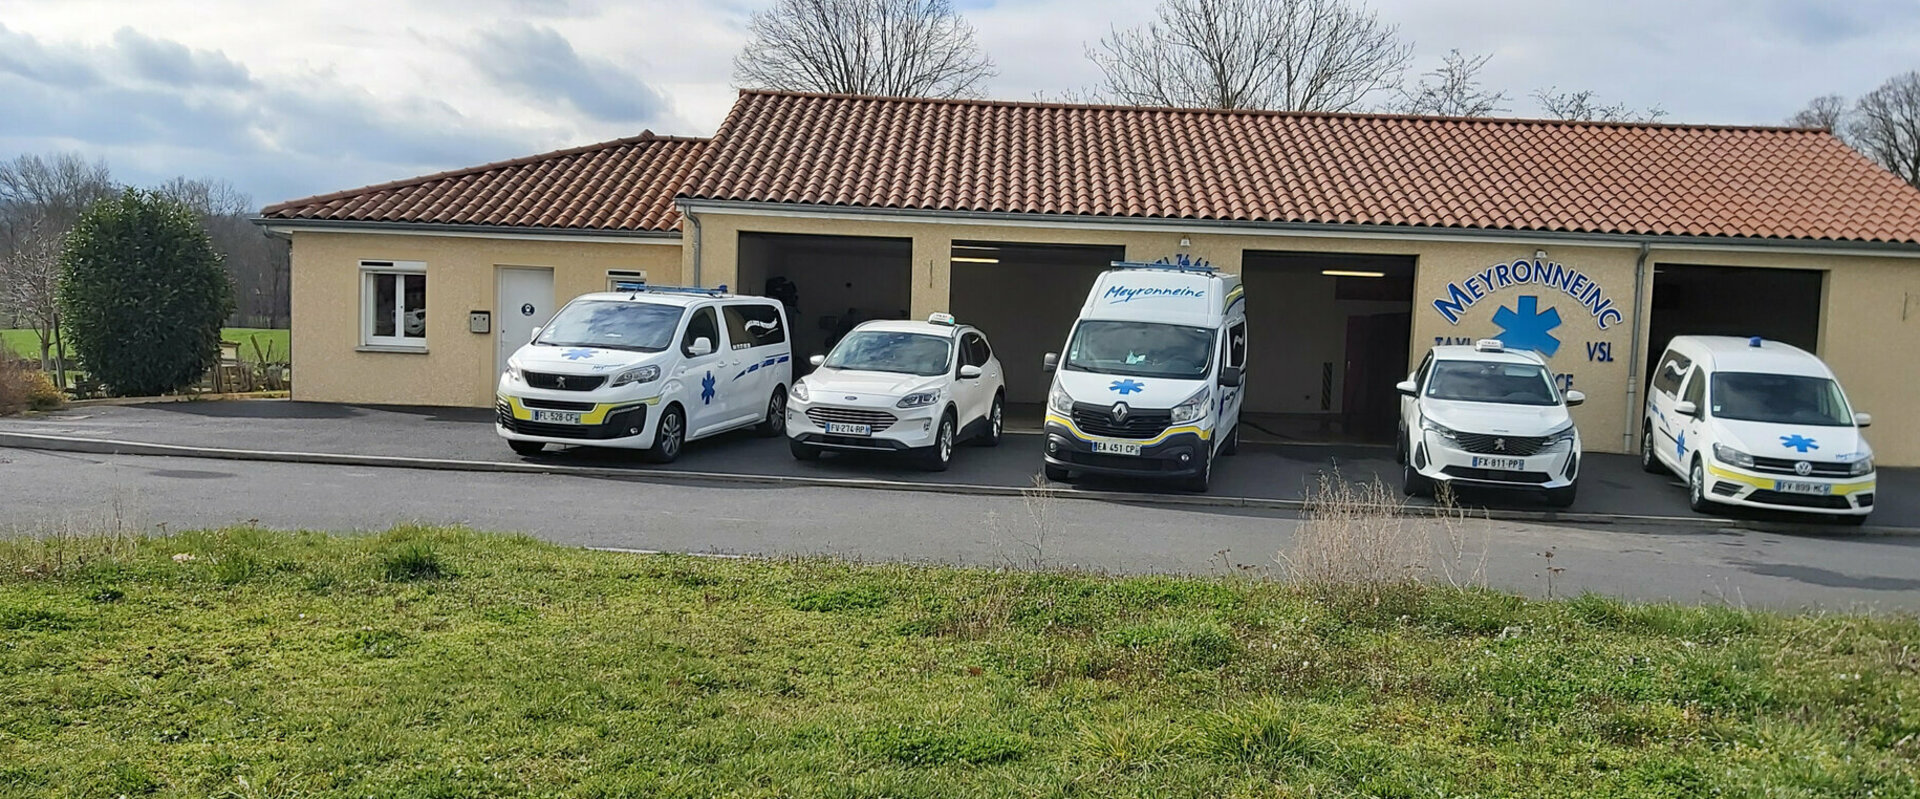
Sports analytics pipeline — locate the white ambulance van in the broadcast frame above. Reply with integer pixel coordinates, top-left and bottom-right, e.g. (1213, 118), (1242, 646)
(1642, 335), (1875, 524)
(496, 286), (792, 463)
(1041, 261), (1246, 492)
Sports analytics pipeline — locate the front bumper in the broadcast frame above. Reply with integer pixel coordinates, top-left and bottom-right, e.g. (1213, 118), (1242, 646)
(785, 400), (944, 452)
(1700, 461), (1875, 515)
(1042, 414), (1211, 478)
(1411, 431), (1577, 491)
(494, 391), (658, 448)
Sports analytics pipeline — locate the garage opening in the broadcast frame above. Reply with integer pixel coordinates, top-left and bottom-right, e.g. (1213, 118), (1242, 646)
(738, 232), (912, 361)
(1240, 251), (1417, 444)
(948, 241), (1126, 416)
(1646, 264), (1824, 386)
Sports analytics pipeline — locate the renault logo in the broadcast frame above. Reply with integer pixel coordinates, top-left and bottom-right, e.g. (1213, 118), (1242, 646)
(1111, 402), (1130, 424)
(1494, 438), (1506, 452)
(1794, 461), (1813, 476)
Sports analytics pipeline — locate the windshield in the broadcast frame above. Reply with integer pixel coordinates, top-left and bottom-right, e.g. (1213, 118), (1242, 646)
(1424, 360), (1559, 406)
(535, 300), (683, 352)
(1065, 320), (1214, 379)
(823, 331), (953, 376)
(1711, 372), (1854, 426)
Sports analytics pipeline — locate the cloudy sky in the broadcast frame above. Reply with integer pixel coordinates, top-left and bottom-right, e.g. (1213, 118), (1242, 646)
(2, 0), (1915, 209)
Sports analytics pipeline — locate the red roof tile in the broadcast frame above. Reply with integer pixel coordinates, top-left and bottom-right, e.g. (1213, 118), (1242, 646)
(262, 132), (706, 233)
(682, 91), (1920, 245)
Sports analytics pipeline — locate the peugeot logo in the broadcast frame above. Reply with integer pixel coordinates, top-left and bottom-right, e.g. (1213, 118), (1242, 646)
(1111, 402), (1130, 424)
(555, 375), (566, 388)
(1794, 461), (1813, 476)
(1493, 438), (1507, 452)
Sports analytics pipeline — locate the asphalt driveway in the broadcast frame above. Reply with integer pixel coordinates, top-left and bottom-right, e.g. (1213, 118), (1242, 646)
(2, 400), (1914, 529)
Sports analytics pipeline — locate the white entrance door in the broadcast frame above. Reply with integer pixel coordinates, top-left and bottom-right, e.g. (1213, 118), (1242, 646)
(497, 267), (555, 377)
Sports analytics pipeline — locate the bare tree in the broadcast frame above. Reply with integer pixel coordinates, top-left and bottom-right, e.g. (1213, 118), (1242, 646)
(1788, 94), (1849, 132)
(157, 177), (290, 328)
(1395, 49), (1506, 117)
(733, 0), (994, 98)
(1531, 87), (1667, 123)
(1088, 0), (1411, 111)
(0, 214), (69, 378)
(1849, 72), (1920, 187)
(0, 153), (113, 373)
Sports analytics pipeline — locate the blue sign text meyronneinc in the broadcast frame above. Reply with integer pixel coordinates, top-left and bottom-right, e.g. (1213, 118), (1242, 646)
(1433, 258), (1624, 330)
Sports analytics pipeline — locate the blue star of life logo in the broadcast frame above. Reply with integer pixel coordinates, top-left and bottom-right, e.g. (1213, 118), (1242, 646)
(700, 371), (717, 405)
(1491, 295), (1563, 358)
(1676, 430), (1687, 461)
(1780, 434), (1819, 453)
(1109, 379), (1145, 395)
(561, 348), (596, 360)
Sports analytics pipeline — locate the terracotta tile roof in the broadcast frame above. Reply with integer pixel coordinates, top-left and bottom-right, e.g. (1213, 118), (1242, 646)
(682, 91), (1920, 245)
(262, 132), (706, 233)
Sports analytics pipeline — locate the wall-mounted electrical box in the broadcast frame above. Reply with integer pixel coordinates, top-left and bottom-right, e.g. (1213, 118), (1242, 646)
(468, 310), (492, 334)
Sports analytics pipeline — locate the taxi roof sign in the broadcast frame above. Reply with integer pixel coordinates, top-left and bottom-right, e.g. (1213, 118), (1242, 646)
(1474, 339), (1505, 352)
(927, 312), (957, 326)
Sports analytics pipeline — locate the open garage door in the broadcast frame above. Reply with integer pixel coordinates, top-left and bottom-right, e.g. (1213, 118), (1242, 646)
(1646, 264), (1824, 386)
(738, 232), (912, 361)
(948, 241), (1126, 408)
(1240, 251), (1416, 443)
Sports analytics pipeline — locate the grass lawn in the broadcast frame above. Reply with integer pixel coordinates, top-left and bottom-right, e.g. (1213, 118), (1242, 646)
(2, 328), (289, 364)
(2, 527), (1916, 798)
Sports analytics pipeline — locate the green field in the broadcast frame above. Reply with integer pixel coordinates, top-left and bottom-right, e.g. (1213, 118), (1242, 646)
(2, 526), (1916, 798)
(2, 328), (289, 364)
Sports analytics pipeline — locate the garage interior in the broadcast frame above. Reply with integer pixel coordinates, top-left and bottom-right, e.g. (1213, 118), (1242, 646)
(1645, 263), (1824, 386)
(737, 232), (913, 361)
(948, 240), (1127, 411)
(1240, 251), (1417, 444)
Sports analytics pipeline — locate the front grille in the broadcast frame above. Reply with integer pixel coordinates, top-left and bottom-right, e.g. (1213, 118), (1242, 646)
(1453, 432), (1548, 456)
(1070, 402), (1172, 439)
(806, 406), (896, 432)
(521, 398), (596, 411)
(1440, 466), (1552, 484)
(1749, 456), (1855, 478)
(1746, 490), (1852, 510)
(497, 403), (646, 440)
(524, 371), (605, 391)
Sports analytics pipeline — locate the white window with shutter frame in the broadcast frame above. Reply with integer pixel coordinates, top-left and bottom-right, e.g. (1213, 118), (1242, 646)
(361, 260), (427, 351)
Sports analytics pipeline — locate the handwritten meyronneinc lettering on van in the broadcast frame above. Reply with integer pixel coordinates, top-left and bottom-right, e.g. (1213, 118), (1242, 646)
(1103, 285), (1207, 304)
(1433, 259), (1624, 330)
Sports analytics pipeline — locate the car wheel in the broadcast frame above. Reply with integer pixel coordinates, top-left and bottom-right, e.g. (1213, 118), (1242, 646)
(757, 388), (787, 437)
(1403, 460), (1433, 498)
(1221, 423), (1240, 456)
(976, 394), (1004, 447)
(508, 440), (545, 457)
(1640, 423), (1663, 474)
(1687, 458), (1713, 513)
(647, 405), (685, 464)
(1043, 463), (1072, 483)
(1545, 483), (1577, 509)
(920, 413), (955, 472)
(1394, 427), (1406, 465)
(789, 438), (821, 461)
(1183, 453), (1212, 493)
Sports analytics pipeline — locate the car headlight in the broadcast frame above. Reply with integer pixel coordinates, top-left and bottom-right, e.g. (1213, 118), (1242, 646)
(1544, 422), (1577, 448)
(1171, 388), (1211, 424)
(897, 390), (940, 409)
(1420, 417), (1457, 440)
(610, 365), (660, 387)
(503, 361), (523, 382)
(1048, 383), (1073, 415)
(790, 380), (810, 403)
(1712, 443), (1755, 469)
(1850, 456), (1874, 476)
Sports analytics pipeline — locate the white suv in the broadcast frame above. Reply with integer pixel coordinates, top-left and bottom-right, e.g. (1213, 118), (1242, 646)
(1396, 340), (1584, 507)
(1642, 336), (1874, 524)
(786, 314), (1006, 471)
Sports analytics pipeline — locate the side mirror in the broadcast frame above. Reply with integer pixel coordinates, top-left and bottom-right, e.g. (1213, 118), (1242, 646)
(1565, 390), (1585, 407)
(1042, 352), (1059, 373)
(1855, 412), (1872, 428)
(809, 354), (826, 367)
(687, 337), (714, 357)
(1394, 380), (1417, 397)
(1217, 365), (1243, 387)
(959, 364), (983, 379)
(1673, 400), (1698, 418)
(529, 326), (542, 343)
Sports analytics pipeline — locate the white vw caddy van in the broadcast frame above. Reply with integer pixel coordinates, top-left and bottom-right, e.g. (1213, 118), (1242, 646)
(496, 286), (792, 463)
(1041, 261), (1246, 492)
(1642, 336), (1875, 523)
(1396, 340), (1584, 507)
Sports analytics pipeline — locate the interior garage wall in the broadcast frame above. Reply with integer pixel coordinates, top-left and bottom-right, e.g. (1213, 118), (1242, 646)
(950, 253), (1118, 404)
(1239, 254), (1414, 416)
(1645, 263), (1824, 386)
(736, 233), (912, 360)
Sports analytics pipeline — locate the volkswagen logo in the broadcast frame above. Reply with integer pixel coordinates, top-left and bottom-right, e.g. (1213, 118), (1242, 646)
(1111, 402), (1130, 424)
(1493, 438), (1507, 452)
(1794, 461), (1813, 476)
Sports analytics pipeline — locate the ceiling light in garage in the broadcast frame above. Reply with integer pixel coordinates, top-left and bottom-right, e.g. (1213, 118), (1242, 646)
(952, 256), (1000, 264)
(1322, 269), (1386, 278)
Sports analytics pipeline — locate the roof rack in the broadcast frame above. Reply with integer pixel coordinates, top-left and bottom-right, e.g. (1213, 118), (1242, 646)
(1111, 256), (1218, 274)
(629, 284), (730, 297)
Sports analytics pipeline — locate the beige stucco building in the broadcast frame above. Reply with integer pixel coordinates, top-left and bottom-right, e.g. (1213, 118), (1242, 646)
(261, 92), (1920, 465)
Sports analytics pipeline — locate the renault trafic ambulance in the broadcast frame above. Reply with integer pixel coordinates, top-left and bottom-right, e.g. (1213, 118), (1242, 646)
(1041, 261), (1246, 492)
(1642, 335), (1875, 524)
(496, 286), (792, 463)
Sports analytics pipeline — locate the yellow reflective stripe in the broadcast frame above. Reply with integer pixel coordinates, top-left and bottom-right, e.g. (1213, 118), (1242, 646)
(1045, 412), (1212, 444)
(1706, 463), (1875, 495)
(1223, 285), (1244, 310)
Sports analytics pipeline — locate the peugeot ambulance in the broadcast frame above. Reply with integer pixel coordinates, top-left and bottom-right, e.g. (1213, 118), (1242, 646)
(1041, 261), (1246, 492)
